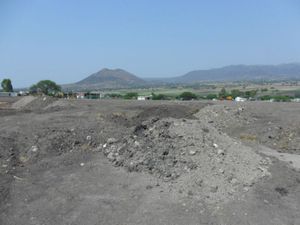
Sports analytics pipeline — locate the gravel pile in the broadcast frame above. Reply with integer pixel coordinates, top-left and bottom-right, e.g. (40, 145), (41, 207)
(196, 103), (300, 154)
(11, 96), (36, 109)
(102, 115), (271, 203)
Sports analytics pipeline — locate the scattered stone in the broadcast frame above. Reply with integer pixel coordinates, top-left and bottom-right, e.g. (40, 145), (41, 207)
(107, 138), (118, 144)
(30, 146), (38, 152)
(217, 149), (225, 155)
(218, 169), (225, 174)
(243, 187), (249, 192)
(189, 150), (197, 155)
(107, 152), (115, 161)
(86, 135), (92, 141)
(213, 143), (218, 148)
(80, 163), (85, 166)
(230, 178), (238, 185)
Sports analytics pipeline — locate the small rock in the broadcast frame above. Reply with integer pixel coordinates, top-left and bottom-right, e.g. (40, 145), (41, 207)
(243, 187), (249, 192)
(80, 163), (85, 166)
(86, 135), (92, 141)
(213, 143), (218, 148)
(218, 169), (225, 174)
(107, 152), (115, 161)
(107, 138), (117, 144)
(134, 141), (140, 147)
(30, 146), (38, 152)
(230, 178), (238, 185)
(217, 149), (225, 155)
(189, 150), (196, 155)
(103, 143), (107, 148)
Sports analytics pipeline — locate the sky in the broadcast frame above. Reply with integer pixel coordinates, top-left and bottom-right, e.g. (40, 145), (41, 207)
(1, 0), (300, 88)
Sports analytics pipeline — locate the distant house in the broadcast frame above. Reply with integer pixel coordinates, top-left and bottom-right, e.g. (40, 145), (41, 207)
(235, 97), (247, 102)
(137, 96), (151, 100)
(76, 91), (103, 99)
(292, 98), (300, 102)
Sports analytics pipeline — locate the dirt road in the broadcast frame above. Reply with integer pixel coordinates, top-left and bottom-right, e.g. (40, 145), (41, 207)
(0, 97), (299, 225)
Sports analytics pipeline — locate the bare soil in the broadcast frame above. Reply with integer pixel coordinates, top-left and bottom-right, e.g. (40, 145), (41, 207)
(0, 97), (299, 225)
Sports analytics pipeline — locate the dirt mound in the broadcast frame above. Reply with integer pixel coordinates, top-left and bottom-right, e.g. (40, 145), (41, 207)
(134, 104), (199, 122)
(196, 103), (300, 154)
(11, 96), (36, 109)
(102, 116), (271, 203)
(104, 104), (200, 127)
(22, 96), (59, 112)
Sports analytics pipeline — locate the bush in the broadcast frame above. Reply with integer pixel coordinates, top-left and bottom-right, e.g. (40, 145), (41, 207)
(260, 95), (272, 101)
(272, 95), (292, 102)
(152, 93), (168, 100)
(206, 94), (218, 100)
(218, 87), (228, 98)
(105, 93), (122, 98)
(178, 92), (197, 100)
(123, 92), (138, 99)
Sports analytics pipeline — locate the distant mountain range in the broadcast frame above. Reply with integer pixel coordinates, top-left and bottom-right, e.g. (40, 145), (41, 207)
(63, 63), (300, 91)
(168, 63), (300, 83)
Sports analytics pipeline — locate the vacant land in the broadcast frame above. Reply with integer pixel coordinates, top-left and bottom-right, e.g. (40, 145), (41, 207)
(0, 96), (299, 225)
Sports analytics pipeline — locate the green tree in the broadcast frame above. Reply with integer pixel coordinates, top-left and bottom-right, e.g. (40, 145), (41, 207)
(244, 90), (258, 98)
(123, 92), (138, 99)
(218, 87), (227, 99)
(230, 89), (243, 98)
(30, 80), (61, 95)
(178, 92), (197, 100)
(206, 94), (218, 100)
(1, 79), (13, 92)
(152, 93), (168, 100)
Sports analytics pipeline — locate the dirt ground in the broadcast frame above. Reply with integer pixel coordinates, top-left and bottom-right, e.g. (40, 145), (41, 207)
(0, 96), (299, 225)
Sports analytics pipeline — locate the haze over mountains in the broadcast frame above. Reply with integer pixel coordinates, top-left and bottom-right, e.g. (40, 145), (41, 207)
(171, 63), (300, 83)
(63, 63), (300, 90)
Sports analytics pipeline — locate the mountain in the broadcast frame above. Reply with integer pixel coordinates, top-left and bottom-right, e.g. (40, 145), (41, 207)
(169, 63), (300, 83)
(63, 68), (147, 90)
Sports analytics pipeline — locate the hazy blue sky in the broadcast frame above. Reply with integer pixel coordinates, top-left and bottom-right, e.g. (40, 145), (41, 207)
(1, 0), (300, 87)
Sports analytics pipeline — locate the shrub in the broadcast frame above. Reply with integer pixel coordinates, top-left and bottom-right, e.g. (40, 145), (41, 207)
(178, 92), (197, 100)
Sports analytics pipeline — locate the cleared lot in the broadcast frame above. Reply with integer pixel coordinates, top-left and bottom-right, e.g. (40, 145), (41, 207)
(0, 97), (299, 225)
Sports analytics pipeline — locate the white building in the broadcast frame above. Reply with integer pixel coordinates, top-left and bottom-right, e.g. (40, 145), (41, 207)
(235, 97), (247, 102)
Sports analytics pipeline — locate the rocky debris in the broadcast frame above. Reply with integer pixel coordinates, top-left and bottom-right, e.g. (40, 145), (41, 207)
(107, 138), (118, 144)
(11, 96), (37, 109)
(196, 103), (300, 154)
(102, 116), (271, 204)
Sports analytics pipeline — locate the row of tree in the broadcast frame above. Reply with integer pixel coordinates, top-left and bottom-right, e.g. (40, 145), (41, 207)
(1, 78), (62, 96)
